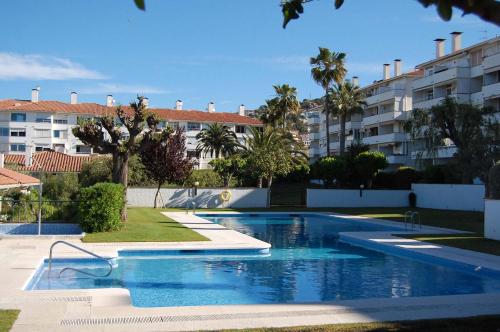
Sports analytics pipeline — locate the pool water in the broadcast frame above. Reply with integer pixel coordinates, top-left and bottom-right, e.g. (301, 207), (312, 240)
(27, 214), (500, 307)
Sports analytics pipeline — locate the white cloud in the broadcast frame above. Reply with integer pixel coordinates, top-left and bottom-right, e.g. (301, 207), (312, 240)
(79, 83), (169, 95)
(0, 53), (106, 80)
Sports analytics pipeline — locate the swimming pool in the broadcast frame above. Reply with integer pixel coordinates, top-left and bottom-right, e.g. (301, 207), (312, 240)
(27, 213), (500, 307)
(0, 223), (82, 235)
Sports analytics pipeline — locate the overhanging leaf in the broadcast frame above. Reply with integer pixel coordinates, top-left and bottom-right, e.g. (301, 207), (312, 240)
(134, 0), (145, 10)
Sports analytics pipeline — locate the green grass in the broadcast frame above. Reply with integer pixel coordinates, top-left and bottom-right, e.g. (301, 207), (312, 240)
(0, 310), (19, 332)
(211, 315), (500, 332)
(82, 207), (209, 243)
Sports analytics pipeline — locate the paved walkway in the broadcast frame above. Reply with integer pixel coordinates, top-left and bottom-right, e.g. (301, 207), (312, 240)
(1, 211), (500, 331)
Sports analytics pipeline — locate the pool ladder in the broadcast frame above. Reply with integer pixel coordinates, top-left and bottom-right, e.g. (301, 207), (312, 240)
(185, 200), (196, 214)
(404, 211), (421, 231)
(48, 240), (114, 278)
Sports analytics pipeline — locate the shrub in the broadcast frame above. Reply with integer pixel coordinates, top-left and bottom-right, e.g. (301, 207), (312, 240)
(314, 156), (347, 188)
(422, 164), (461, 184)
(78, 183), (125, 233)
(394, 167), (422, 189)
(354, 151), (388, 188)
(489, 163), (500, 199)
(409, 192), (417, 208)
(184, 169), (225, 187)
(42, 173), (80, 200)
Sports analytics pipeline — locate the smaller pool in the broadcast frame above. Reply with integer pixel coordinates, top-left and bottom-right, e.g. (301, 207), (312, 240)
(0, 223), (82, 235)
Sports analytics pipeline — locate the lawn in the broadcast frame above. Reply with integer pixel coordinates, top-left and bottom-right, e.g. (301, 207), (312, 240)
(0, 310), (19, 332)
(82, 207), (208, 243)
(214, 315), (500, 332)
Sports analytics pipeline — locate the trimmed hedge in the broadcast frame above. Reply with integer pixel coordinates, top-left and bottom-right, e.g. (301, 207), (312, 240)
(78, 183), (125, 233)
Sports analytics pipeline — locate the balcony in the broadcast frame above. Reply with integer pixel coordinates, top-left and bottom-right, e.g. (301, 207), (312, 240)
(386, 154), (407, 164)
(413, 94), (470, 109)
(411, 146), (457, 160)
(365, 89), (405, 106)
(362, 111), (407, 126)
(309, 132), (320, 141)
(308, 117), (321, 125)
(483, 82), (500, 100)
(328, 121), (361, 133)
(483, 51), (500, 71)
(412, 67), (468, 90)
(362, 132), (407, 145)
(471, 91), (484, 106)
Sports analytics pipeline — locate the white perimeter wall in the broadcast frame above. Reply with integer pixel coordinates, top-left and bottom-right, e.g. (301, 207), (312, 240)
(127, 188), (269, 208)
(411, 184), (485, 212)
(306, 189), (410, 208)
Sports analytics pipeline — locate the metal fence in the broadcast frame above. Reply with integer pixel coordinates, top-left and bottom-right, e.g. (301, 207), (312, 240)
(0, 199), (79, 223)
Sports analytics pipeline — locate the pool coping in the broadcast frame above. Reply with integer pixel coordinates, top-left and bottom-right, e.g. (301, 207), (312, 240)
(3, 210), (500, 331)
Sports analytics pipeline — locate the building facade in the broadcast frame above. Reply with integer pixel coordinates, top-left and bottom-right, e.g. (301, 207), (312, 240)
(308, 33), (500, 169)
(0, 92), (261, 169)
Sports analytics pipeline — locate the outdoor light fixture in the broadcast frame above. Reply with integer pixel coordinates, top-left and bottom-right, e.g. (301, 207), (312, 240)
(359, 184), (365, 197)
(194, 181), (199, 197)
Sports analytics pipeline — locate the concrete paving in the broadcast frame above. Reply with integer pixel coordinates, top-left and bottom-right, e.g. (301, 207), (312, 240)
(1, 211), (500, 331)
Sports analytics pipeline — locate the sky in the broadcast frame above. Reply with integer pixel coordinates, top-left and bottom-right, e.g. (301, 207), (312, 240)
(0, 0), (498, 112)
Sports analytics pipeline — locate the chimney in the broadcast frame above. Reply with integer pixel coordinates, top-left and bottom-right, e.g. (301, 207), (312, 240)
(383, 64), (390, 80)
(0, 153), (4, 168)
(25, 146), (33, 167)
(142, 97), (149, 108)
(451, 32), (462, 53)
(239, 104), (245, 116)
(394, 59), (402, 77)
(176, 100), (183, 110)
(208, 102), (215, 113)
(352, 76), (359, 87)
(31, 87), (40, 103)
(106, 95), (114, 107)
(70, 91), (78, 104)
(434, 38), (446, 58)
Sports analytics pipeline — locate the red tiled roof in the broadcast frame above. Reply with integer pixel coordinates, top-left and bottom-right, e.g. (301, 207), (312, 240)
(0, 167), (40, 187)
(0, 99), (262, 125)
(4, 151), (96, 173)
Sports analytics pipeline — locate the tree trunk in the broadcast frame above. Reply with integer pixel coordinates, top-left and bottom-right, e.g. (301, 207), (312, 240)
(257, 177), (263, 188)
(339, 114), (346, 155)
(325, 93), (331, 156)
(112, 152), (129, 220)
(154, 182), (162, 208)
(267, 175), (273, 188)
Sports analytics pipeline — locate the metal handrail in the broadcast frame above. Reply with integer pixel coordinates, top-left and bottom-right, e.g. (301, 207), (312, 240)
(404, 211), (421, 231)
(48, 240), (114, 278)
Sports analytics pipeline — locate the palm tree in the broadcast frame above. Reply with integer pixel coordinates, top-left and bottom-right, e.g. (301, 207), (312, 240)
(328, 81), (366, 154)
(310, 47), (347, 156)
(195, 123), (238, 159)
(244, 126), (306, 188)
(273, 84), (301, 130)
(257, 98), (281, 128)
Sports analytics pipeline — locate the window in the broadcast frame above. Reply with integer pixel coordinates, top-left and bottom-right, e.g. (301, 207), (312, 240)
(157, 121), (167, 129)
(426, 90), (434, 101)
(10, 144), (25, 152)
(10, 129), (26, 137)
(235, 125), (246, 134)
(53, 130), (67, 139)
(0, 128), (9, 136)
(35, 129), (51, 138)
(369, 127), (378, 137)
(445, 85), (453, 96)
(168, 122), (179, 129)
(36, 117), (51, 123)
(35, 146), (51, 152)
(187, 122), (201, 131)
(53, 119), (68, 124)
(76, 145), (92, 154)
(10, 113), (26, 122)
(187, 150), (200, 159)
(471, 50), (483, 67)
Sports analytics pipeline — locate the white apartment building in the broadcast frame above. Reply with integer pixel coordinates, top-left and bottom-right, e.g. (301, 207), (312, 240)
(308, 32), (500, 169)
(0, 90), (261, 169)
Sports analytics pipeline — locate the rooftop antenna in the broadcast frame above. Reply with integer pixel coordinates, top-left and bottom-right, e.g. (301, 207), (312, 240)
(479, 30), (488, 41)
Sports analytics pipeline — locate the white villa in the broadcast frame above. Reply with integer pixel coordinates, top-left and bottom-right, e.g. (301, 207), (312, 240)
(308, 32), (500, 168)
(0, 93), (261, 169)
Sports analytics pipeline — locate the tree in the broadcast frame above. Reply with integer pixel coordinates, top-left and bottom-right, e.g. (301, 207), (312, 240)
(256, 98), (281, 128)
(313, 156), (346, 188)
(310, 47), (346, 156)
(273, 84), (301, 130)
(280, 0), (500, 28)
(195, 123), (239, 159)
(354, 151), (388, 188)
(209, 154), (247, 187)
(243, 127), (306, 188)
(73, 96), (158, 219)
(140, 128), (193, 208)
(405, 98), (500, 184)
(328, 81), (366, 155)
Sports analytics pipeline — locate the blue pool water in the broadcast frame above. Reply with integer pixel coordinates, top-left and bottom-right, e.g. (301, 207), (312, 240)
(0, 223), (82, 235)
(27, 213), (500, 307)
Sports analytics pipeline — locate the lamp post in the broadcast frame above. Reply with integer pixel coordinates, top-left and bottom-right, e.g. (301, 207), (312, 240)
(193, 181), (199, 197)
(359, 184), (365, 197)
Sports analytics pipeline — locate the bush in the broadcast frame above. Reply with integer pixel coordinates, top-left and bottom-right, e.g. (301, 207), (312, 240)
(78, 183), (125, 233)
(42, 173), (80, 200)
(489, 163), (500, 199)
(422, 164), (461, 184)
(354, 151), (388, 188)
(184, 169), (227, 187)
(394, 167), (422, 189)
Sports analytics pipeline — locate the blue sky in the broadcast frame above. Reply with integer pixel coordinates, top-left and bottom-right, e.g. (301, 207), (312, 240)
(0, 0), (498, 112)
